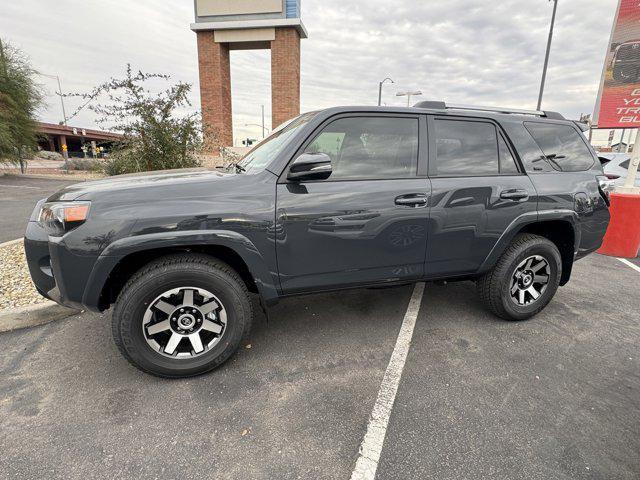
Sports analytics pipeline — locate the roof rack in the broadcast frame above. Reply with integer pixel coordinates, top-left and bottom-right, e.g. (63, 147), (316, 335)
(413, 100), (565, 120)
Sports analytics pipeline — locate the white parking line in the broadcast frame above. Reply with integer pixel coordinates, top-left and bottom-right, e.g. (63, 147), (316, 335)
(617, 257), (640, 274)
(350, 282), (425, 480)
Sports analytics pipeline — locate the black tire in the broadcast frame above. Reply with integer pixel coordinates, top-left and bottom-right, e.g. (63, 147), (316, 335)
(476, 233), (562, 321)
(111, 254), (253, 378)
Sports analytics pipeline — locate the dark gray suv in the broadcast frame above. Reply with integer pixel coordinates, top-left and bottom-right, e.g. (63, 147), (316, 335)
(25, 102), (611, 377)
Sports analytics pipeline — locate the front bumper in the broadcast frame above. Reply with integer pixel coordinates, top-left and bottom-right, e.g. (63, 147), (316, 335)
(24, 201), (98, 311)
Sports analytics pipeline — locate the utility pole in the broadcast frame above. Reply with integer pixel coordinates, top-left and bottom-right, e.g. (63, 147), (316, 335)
(537, 0), (559, 111)
(378, 77), (394, 106)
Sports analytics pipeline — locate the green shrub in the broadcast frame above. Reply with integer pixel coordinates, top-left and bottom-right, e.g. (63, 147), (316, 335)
(60, 157), (102, 171)
(35, 150), (64, 161)
(100, 148), (200, 176)
(68, 65), (204, 176)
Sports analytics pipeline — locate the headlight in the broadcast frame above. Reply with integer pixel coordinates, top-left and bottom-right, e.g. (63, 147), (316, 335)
(38, 201), (91, 236)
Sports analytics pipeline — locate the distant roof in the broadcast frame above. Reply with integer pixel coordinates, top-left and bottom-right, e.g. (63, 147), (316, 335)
(36, 122), (122, 141)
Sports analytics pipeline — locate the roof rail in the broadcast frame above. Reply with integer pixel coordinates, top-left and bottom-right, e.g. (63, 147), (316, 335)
(413, 100), (565, 120)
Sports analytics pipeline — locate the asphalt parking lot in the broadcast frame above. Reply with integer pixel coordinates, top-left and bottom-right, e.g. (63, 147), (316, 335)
(1, 175), (639, 479)
(1, 252), (638, 479)
(0, 175), (77, 243)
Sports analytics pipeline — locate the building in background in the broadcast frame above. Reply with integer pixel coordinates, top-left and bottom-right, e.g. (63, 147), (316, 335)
(191, 0), (307, 153)
(36, 122), (122, 157)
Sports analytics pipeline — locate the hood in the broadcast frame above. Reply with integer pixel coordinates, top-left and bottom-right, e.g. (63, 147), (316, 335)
(48, 167), (233, 201)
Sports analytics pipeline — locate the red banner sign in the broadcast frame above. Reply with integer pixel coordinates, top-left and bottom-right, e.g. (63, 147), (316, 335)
(594, 0), (640, 128)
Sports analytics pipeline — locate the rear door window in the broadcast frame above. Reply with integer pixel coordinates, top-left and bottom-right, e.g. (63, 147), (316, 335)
(433, 119), (500, 176)
(524, 122), (594, 172)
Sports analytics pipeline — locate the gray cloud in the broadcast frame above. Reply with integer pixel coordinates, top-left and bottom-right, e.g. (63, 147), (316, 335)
(0, 0), (616, 142)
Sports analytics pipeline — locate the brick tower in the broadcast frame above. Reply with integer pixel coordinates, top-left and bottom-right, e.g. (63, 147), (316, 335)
(191, 0), (307, 153)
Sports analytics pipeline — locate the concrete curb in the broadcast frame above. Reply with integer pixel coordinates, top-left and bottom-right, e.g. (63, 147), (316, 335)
(0, 301), (80, 333)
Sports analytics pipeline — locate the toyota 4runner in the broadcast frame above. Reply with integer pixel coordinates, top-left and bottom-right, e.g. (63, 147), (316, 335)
(25, 102), (611, 377)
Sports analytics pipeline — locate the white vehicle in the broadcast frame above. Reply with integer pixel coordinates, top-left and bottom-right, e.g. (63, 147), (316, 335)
(599, 152), (640, 188)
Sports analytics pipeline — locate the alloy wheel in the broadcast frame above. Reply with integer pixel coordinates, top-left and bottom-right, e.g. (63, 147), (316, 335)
(509, 255), (550, 306)
(142, 287), (227, 358)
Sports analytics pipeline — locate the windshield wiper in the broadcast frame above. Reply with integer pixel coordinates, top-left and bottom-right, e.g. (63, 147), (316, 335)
(225, 162), (246, 173)
(533, 154), (565, 171)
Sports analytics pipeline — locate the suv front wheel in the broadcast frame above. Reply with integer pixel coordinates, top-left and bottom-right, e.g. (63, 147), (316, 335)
(477, 234), (562, 321)
(111, 254), (253, 378)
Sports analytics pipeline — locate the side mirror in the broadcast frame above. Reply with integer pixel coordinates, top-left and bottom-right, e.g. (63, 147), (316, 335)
(287, 153), (332, 181)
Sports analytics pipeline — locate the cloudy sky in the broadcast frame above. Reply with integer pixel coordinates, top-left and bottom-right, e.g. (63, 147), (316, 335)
(0, 0), (617, 144)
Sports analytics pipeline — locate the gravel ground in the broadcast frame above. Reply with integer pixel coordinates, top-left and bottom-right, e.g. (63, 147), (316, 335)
(0, 241), (47, 310)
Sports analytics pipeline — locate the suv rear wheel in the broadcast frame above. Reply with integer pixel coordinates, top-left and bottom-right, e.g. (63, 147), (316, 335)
(476, 233), (562, 321)
(111, 254), (253, 378)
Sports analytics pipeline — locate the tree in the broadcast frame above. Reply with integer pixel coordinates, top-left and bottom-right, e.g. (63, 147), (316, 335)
(0, 39), (43, 172)
(68, 65), (203, 175)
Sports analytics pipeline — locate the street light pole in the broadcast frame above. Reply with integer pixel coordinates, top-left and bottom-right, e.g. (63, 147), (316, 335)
(619, 129), (627, 153)
(537, 0), (559, 110)
(396, 91), (423, 107)
(244, 123), (270, 137)
(38, 72), (68, 126)
(56, 75), (68, 126)
(378, 77), (394, 106)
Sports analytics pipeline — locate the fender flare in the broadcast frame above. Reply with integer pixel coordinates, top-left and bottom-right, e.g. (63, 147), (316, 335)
(477, 210), (581, 280)
(81, 230), (280, 311)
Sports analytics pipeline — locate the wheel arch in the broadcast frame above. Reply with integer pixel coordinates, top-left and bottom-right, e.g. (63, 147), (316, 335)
(82, 230), (280, 312)
(478, 211), (579, 286)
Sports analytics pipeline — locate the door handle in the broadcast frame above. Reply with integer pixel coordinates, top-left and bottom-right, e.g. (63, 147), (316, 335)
(500, 189), (529, 201)
(395, 194), (428, 207)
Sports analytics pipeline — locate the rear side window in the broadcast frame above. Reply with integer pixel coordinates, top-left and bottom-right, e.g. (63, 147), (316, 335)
(498, 135), (520, 174)
(524, 122), (594, 172)
(304, 116), (418, 180)
(434, 120), (502, 176)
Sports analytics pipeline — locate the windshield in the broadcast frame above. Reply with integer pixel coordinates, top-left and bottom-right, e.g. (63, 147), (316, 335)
(237, 112), (317, 174)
